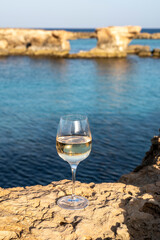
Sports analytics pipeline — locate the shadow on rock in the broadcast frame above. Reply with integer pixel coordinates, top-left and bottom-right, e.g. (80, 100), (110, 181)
(118, 135), (160, 240)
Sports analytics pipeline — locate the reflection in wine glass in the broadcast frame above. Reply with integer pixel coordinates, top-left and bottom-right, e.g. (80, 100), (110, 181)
(56, 115), (92, 210)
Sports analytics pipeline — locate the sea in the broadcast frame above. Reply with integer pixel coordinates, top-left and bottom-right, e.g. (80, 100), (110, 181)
(0, 28), (160, 188)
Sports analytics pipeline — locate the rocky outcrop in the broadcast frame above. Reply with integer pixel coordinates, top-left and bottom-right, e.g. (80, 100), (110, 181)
(152, 48), (160, 58)
(53, 31), (96, 40)
(136, 32), (152, 39)
(137, 32), (160, 39)
(52, 30), (96, 41)
(127, 44), (152, 57)
(0, 28), (160, 58)
(0, 27), (142, 58)
(138, 49), (152, 57)
(127, 45), (160, 58)
(94, 26), (141, 57)
(133, 135), (160, 172)
(0, 135), (160, 239)
(70, 26), (141, 58)
(127, 44), (150, 54)
(0, 29), (71, 56)
(0, 29), (96, 57)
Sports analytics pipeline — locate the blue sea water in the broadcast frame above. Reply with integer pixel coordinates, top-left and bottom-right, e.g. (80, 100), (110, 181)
(0, 29), (160, 188)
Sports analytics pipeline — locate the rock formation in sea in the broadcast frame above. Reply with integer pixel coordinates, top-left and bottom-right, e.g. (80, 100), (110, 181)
(0, 29), (71, 56)
(127, 44), (150, 54)
(0, 135), (160, 240)
(137, 32), (160, 39)
(0, 29), (96, 57)
(152, 48), (160, 58)
(127, 45), (152, 57)
(0, 27), (160, 58)
(127, 45), (160, 58)
(69, 26), (141, 58)
(0, 26), (141, 58)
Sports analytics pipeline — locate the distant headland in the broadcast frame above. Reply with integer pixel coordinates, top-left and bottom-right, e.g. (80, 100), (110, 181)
(0, 26), (160, 58)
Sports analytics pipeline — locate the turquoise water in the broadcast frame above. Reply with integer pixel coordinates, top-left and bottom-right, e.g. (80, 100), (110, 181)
(0, 39), (160, 188)
(131, 39), (160, 50)
(70, 38), (160, 53)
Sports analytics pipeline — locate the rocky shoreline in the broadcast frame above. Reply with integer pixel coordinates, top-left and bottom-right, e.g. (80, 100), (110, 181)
(0, 135), (160, 240)
(127, 45), (160, 58)
(0, 26), (159, 58)
(137, 32), (160, 39)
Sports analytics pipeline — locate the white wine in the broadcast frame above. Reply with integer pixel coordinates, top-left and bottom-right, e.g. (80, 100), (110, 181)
(56, 115), (91, 210)
(56, 136), (92, 164)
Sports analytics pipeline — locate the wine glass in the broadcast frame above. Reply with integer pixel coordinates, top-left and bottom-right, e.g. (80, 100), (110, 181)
(56, 114), (92, 210)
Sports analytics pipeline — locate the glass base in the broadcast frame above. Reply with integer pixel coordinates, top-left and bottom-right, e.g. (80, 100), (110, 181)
(57, 195), (88, 210)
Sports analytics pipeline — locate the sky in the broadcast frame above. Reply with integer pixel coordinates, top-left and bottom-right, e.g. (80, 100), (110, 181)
(0, 0), (159, 29)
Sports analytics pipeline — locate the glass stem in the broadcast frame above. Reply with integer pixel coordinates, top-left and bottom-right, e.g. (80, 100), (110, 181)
(71, 164), (77, 199)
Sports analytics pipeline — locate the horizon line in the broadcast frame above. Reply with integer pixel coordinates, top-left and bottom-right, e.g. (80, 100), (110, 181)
(0, 27), (160, 29)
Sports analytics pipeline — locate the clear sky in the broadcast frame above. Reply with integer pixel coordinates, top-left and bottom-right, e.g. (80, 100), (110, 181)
(0, 0), (159, 29)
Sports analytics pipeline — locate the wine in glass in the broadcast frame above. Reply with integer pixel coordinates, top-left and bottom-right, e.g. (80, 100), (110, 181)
(56, 115), (92, 210)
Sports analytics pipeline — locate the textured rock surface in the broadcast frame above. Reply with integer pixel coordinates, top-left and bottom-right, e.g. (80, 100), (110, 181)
(127, 45), (160, 58)
(69, 26), (141, 58)
(0, 29), (70, 56)
(127, 44), (150, 54)
(0, 27), (160, 58)
(52, 30), (96, 40)
(0, 27), (142, 58)
(92, 26), (141, 57)
(152, 48), (160, 58)
(0, 136), (160, 239)
(138, 49), (152, 57)
(134, 135), (160, 172)
(137, 32), (160, 39)
(0, 29), (95, 57)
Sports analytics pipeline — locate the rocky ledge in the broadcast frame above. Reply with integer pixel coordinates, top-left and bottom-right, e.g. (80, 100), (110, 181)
(136, 32), (160, 39)
(0, 135), (160, 240)
(1, 27), (160, 59)
(127, 45), (160, 58)
(0, 26), (141, 58)
(69, 26), (141, 58)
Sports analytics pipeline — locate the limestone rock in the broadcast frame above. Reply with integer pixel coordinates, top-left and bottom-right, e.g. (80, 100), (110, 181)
(52, 30), (96, 40)
(27, 46), (69, 57)
(133, 136), (160, 172)
(152, 33), (160, 39)
(0, 28), (96, 57)
(0, 27), (160, 58)
(0, 135), (160, 239)
(127, 44), (150, 54)
(9, 45), (27, 55)
(69, 26), (141, 58)
(138, 49), (152, 57)
(137, 32), (160, 39)
(0, 171), (159, 239)
(136, 32), (151, 39)
(91, 26), (141, 57)
(0, 28), (70, 56)
(0, 27), (142, 58)
(0, 40), (8, 49)
(152, 48), (160, 58)
(127, 45), (160, 58)
(69, 31), (96, 40)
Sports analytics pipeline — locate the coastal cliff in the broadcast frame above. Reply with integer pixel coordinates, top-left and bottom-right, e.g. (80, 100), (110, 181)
(0, 135), (160, 240)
